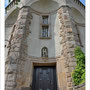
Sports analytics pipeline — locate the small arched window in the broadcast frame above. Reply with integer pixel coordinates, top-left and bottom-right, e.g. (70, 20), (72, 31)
(41, 47), (48, 57)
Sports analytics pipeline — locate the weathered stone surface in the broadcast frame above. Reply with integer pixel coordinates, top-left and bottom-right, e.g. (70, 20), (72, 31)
(58, 6), (85, 90)
(64, 15), (70, 21)
(5, 6), (32, 90)
(67, 28), (73, 33)
(68, 82), (72, 87)
(6, 81), (16, 87)
(67, 73), (71, 78)
(69, 62), (76, 67)
(67, 78), (72, 82)
(68, 88), (73, 90)
(81, 87), (85, 90)
(68, 67), (75, 72)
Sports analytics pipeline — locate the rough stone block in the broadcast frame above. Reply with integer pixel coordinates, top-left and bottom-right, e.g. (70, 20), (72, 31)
(58, 9), (63, 14)
(78, 88), (81, 90)
(67, 36), (74, 41)
(63, 86), (67, 90)
(60, 19), (65, 24)
(82, 87), (85, 90)
(65, 67), (69, 73)
(60, 31), (65, 37)
(5, 87), (13, 90)
(17, 29), (24, 34)
(18, 25), (25, 29)
(67, 73), (71, 78)
(65, 21), (71, 26)
(66, 24), (72, 28)
(21, 87), (31, 90)
(58, 15), (62, 19)
(68, 88), (73, 90)
(69, 62), (76, 67)
(6, 81), (16, 87)
(21, 15), (27, 19)
(7, 74), (16, 81)
(66, 48), (74, 54)
(68, 67), (75, 72)
(65, 62), (69, 68)
(64, 15), (70, 20)
(67, 28), (73, 33)
(69, 58), (76, 62)
(68, 82), (72, 87)
(67, 78), (72, 82)
(67, 52), (75, 57)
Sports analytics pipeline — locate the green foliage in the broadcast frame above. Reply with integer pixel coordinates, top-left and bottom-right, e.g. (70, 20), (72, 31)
(72, 46), (85, 86)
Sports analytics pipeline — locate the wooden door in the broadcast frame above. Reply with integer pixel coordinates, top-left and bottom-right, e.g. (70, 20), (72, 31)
(32, 66), (57, 90)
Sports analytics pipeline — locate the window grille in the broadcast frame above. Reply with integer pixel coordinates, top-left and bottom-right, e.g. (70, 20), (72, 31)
(42, 26), (48, 37)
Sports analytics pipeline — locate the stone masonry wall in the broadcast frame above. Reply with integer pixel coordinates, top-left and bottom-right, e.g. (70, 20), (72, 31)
(58, 5), (85, 90)
(5, 6), (32, 90)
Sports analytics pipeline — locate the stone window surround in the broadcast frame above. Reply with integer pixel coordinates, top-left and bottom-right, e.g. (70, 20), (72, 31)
(39, 14), (51, 39)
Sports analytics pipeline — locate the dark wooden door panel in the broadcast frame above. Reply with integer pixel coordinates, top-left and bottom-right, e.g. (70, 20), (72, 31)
(32, 66), (57, 90)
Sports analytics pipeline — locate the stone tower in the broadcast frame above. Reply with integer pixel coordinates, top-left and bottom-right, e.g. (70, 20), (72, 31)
(5, 0), (85, 90)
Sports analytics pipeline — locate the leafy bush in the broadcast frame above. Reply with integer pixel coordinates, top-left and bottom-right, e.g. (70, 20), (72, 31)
(72, 47), (85, 86)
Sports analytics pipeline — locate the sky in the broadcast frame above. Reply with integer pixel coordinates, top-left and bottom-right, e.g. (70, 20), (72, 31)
(80, 0), (85, 5)
(5, 0), (85, 7)
(5, 0), (8, 7)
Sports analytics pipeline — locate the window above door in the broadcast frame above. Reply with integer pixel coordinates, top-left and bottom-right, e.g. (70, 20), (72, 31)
(39, 15), (51, 39)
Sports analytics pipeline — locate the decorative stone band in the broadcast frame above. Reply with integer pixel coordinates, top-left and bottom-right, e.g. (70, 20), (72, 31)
(58, 5), (85, 90)
(5, 6), (32, 90)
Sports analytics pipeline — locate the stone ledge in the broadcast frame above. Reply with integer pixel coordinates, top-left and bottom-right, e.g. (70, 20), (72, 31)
(74, 83), (85, 89)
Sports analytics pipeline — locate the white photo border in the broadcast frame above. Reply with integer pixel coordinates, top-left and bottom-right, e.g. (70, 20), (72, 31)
(86, 0), (90, 90)
(0, 0), (5, 90)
